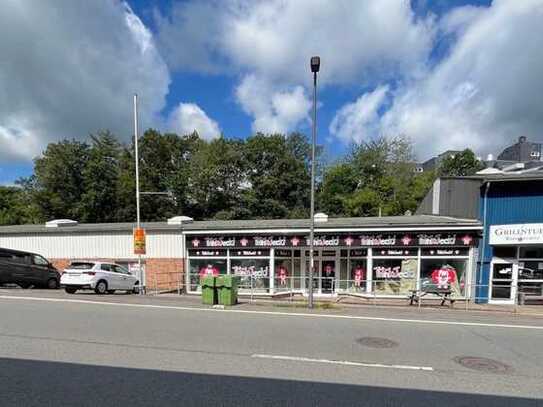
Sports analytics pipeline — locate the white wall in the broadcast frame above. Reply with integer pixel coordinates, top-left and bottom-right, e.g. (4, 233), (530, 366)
(0, 230), (184, 259)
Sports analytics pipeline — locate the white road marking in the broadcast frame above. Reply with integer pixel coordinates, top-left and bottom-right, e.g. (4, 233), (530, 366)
(251, 354), (434, 371)
(1, 294), (542, 331)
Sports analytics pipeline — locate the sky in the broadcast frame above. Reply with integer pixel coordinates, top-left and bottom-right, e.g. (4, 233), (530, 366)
(1, 0), (543, 184)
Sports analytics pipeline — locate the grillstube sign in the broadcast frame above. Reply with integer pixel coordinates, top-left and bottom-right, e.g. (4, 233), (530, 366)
(188, 233), (477, 248)
(489, 224), (543, 245)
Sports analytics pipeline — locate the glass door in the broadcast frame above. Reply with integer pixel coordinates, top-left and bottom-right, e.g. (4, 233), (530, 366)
(489, 259), (517, 303)
(321, 259), (336, 294)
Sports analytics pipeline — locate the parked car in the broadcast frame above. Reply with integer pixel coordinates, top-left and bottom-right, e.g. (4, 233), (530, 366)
(60, 261), (139, 294)
(0, 248), (60, 289)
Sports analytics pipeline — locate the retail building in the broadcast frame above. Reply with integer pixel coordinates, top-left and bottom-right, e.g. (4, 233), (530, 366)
(0, 215), (481, 299)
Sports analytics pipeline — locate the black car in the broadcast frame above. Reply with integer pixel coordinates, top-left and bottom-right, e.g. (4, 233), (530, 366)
(0, 248), (60, 289)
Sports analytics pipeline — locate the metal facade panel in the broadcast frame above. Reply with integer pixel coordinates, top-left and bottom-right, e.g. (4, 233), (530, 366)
(0, 231), (184, 259)
(476, 180), (543, 301)
(439, 179), (481, 219)
(415, 186), (434, 215)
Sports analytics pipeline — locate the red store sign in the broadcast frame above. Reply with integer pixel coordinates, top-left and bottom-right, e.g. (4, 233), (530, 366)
(188, 233), (478, 249)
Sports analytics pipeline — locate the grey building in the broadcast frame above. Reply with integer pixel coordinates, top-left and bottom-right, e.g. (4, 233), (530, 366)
(419, 150), (462, 172)
(498, 136), (542, 162)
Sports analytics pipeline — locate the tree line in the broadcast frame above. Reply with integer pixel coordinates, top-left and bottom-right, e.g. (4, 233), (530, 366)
(0, 130), (483, 225)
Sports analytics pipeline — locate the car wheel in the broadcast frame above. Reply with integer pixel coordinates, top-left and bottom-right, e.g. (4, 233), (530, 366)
(47, 278), (59, 289)
(18, 282), (31, 289)
(132, 282), (140, 294)
(94, 280), (108, 295)
(65, 287), (77, 294)
(107, 290), (116, 294)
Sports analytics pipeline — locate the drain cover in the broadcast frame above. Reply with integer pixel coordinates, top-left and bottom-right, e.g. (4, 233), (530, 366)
(356, 337), (399, 349)
(454, 356), (512, 374)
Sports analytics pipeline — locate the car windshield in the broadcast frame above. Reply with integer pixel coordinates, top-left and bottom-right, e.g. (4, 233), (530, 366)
(68, 262), (95, 270)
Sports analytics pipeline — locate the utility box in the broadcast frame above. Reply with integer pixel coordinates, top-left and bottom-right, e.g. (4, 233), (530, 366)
(216, 275), (240, 306)
(200, 276), (217, 305)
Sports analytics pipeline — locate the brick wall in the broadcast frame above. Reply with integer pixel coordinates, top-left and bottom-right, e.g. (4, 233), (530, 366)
(49, 257), (185, 293)
(50, 259), (71, 272)
(145, 258), (184, 293)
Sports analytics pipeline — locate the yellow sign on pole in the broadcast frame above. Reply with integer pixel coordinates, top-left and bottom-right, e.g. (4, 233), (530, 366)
(133, 228), (146, 255)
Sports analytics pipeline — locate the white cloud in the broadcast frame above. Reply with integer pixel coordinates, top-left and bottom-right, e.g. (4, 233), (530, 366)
(0, 0), (170, 162)
(329, 86), (389, 144)
(168, 103), (221, 140)
(332, 0), (543, 159)
(235, 75), (311, 134)
(156, 0), (435, 134)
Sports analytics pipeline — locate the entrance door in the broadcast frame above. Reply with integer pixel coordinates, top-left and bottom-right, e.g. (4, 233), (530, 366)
(489, 259), (517, 304)
(304, 257), (337, 295)
(321, 260), (336, 294)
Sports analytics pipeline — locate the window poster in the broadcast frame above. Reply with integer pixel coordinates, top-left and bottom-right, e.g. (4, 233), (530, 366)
(372, 259), (417, 295)
(351, 261), (366, 290)
(420, 259), (467, 296)
(231, 258), (270, 292)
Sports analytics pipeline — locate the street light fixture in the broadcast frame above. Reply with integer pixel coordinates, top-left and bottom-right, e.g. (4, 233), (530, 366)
(308, 56), (320, 309)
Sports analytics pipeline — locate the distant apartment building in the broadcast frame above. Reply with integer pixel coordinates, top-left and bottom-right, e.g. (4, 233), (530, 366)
(498, 136), (542, 162)
(415, 150), (462, 173)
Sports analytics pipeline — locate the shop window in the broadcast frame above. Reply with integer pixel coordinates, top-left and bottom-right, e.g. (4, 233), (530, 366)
(420, 259), (468, 296)
(519, 247), (543, 259)
(493, 246), (517, 258)
(372, 258), (417, 295)
(231, 258), (270, 293)
(188, 258), (227, 291)
(518, 261), (543, 280)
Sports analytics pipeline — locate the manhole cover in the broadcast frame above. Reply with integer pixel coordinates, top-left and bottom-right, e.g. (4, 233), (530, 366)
(356, 337), (399, 349)
(453, 356), (512, 374)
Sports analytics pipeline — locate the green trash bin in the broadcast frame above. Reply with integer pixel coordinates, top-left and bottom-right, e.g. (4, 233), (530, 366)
(216, 275), (240, 306)
(200, 276), (217, 305)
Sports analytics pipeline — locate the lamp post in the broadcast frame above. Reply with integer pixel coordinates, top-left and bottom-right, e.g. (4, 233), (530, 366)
(308, 56), (320, 309)
(133, 94), (145, 295)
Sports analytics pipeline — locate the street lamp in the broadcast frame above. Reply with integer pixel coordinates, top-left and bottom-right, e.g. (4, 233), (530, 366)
(308, 56), (320, 309)
(133, 94), (145, 295)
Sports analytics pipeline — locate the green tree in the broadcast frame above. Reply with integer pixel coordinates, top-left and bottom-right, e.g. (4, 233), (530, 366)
(117, 129), (201, 222)
(242, 133), (312, 219)
(185, 137), (247, 220)
(319, 135), (434, 217)
(79, 131), (122, 223)
(319, 163), (358, 216)
(29, 139), (90, 220)
(0, 186), (40, 225)
(439, 149), (484, 177)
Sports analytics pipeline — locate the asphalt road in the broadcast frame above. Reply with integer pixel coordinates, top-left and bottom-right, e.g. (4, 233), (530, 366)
(0, 291), (542, 406)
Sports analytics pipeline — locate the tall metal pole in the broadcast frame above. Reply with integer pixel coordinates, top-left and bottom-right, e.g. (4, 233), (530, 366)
(308, 68), (318, 309)
(134, 94), (144, 295)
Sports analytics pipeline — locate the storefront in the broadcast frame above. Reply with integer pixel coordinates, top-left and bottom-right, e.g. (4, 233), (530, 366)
(488, 223), (543, 304)
(184, 218), (480, 298)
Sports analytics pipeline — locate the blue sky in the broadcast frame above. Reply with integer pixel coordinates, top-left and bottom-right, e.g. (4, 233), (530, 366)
(2, 0), (543, 185)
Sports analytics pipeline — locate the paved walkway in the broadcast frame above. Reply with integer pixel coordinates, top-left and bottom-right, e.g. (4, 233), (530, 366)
(153, 291), (543, 319)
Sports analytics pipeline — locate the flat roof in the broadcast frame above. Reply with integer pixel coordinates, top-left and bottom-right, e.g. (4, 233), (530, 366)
(443, 171), (543, 183)
(0, 215), (481, 235)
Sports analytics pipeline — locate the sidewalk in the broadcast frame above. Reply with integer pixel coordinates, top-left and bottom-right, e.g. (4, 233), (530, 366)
(152, 291), (543, 318)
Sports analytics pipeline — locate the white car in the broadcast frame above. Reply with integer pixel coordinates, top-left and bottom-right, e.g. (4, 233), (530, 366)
(61, 261), (139, 294)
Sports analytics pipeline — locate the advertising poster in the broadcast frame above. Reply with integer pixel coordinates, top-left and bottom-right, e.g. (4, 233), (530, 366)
(133, 228), (146, 255)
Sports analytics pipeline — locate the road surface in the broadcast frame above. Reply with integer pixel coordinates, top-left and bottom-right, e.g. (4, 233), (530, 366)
(0, 291), (542, 406)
